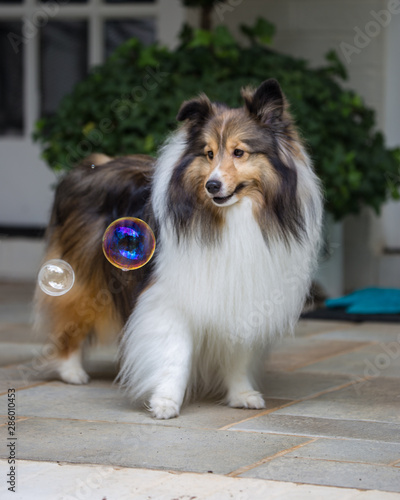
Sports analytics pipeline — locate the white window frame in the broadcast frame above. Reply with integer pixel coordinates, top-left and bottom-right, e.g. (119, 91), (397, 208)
(1, 0), (184, 138)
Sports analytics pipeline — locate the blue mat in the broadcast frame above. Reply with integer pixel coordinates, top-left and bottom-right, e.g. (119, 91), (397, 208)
(326, 288), (400, 314)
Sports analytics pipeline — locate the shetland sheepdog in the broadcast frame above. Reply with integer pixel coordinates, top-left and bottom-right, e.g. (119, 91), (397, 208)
(34, 79), (323, 419)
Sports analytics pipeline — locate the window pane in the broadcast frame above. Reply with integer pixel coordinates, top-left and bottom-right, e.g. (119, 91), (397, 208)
(0, 22), (24, 135)
(105, 19), (156, 58)
(40, 21), (88, 117)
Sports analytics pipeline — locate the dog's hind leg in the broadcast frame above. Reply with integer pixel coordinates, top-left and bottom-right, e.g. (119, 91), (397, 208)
(57, 349), (89, 385)
(54, 321), (92, 385)
(48, 305), (94, 385)
(34, 282), (98, 384)
(49, 301), (121, 384)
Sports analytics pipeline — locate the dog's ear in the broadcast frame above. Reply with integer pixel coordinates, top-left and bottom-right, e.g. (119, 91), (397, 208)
(177, 94), (213, 123)
(242, 79), (284, 125)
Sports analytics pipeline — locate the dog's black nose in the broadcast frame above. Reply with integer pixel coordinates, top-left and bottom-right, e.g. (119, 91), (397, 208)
(206, 180), (222, 194)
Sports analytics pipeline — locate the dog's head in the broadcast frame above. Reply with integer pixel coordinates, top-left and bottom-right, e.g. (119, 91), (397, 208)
(177, 79), (303, 210)
(163, 79), (319, 244)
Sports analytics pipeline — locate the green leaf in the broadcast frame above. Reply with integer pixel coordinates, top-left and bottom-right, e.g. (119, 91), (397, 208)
(82, 122), (96, 136)
(241, 17), (275, 45)
(188, 29), (213, 48)
(323, 49), (348, 80)
(137, 46), (160, 68)
(143, 134), (155, 153)
(213, 25), (236, 47)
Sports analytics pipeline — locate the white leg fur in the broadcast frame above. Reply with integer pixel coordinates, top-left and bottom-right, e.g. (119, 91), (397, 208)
(149, 354), (191, 420)
(57, 350), (89, 385)
(223, 348), (265, 409)
(120, 291), (193, 419)
(148, 329), (193, 419)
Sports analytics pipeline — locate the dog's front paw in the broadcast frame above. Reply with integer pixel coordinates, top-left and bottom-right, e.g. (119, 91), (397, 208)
(227, 390), (266, 410)
(149, 396), (180, 419)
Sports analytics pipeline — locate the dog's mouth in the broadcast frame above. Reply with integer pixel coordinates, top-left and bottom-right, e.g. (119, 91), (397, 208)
(212, 183), (246, 205)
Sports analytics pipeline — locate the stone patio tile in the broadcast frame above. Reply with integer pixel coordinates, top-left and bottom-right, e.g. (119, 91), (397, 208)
(240, 457), (400, 492)
(296, 343), (400, 378)
(0, 343), (42, 368)
(315, 329), (400, 344)
(230, 414), (400, 443)
(139, 470), (293, 500)
(0, 416), (28, 428)
(284, 438), (400, 465)
(0, 378), (47, 396)
(152, 399), (290, 430)
(139, 474), (360, 500)
(0, 360), (59, 392)
(271, 377), (400, 424)
(359, 493), (400, 500)
(352, 323), (400, 336)
(281, 488), (400, 500)
(0, 418), (309, 474)
(266, 337), (369, 372)
(260, 371), (355, 400)
(0, 345), (118, 390)
(1, 460), (382, 500)
(294, 320), (357, 338)
(0, 380), (288, 429)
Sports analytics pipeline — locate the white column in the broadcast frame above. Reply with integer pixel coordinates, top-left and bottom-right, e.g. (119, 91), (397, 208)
(25, 0), (40, 137)
(157, 0), (185, 48)
(381, 9), (400, 250)
(89, 0), (103, 67)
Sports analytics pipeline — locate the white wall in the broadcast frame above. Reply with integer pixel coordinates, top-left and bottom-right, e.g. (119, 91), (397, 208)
(0, 141), (56, 226)
(187, 0), (387, 127)
(0, 141), (53, 280)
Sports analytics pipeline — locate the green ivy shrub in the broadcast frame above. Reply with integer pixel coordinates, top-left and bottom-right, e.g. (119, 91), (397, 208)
(33, 20), (400, 220)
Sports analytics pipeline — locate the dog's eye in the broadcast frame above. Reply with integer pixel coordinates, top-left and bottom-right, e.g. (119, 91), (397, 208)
(233, 149), (244, 158)
(207, 151), (214, 160)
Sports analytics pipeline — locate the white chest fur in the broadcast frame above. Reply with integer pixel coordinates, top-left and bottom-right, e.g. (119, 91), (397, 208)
(154, 197), (312, 345)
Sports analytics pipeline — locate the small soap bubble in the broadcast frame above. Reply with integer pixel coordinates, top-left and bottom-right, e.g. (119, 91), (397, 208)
(102, 217), (155, 271)
(38, 259), (75, 296)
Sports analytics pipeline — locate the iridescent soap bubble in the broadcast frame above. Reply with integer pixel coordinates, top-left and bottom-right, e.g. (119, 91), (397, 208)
(102, 217), (156, 271)
(38, 259), (75, 296)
